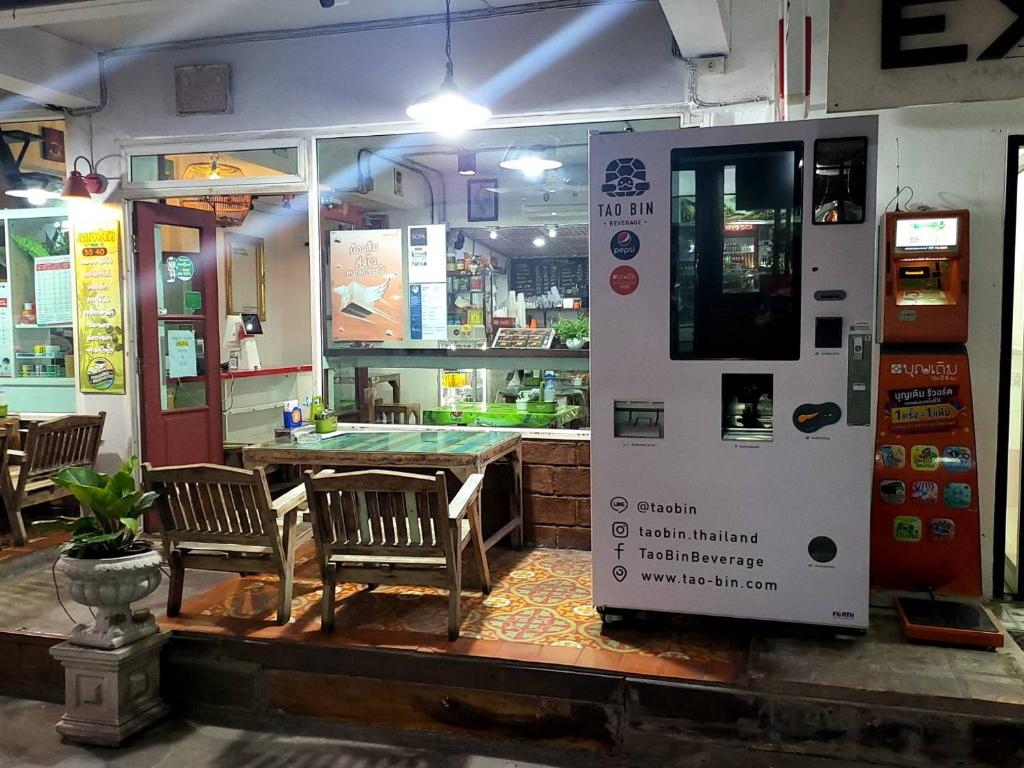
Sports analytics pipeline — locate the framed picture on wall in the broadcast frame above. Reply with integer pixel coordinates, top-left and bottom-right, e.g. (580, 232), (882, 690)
(467, 178), (498, 222)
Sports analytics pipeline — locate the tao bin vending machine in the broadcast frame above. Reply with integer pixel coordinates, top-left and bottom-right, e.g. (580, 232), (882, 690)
(872, 210), (1001, 648)
(589, 117), (878, 628)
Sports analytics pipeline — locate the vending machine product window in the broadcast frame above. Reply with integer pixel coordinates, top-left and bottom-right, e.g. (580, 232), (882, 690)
(813, 137), (868, 225)
(670, 143), (802, 360)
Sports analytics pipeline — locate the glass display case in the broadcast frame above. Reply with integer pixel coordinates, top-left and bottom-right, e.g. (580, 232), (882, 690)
(670, 143), (802, 360)
(0, 206), (75, 412)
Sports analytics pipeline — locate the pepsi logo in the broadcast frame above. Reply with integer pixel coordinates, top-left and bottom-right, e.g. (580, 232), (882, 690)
(611, 230), (640, 261)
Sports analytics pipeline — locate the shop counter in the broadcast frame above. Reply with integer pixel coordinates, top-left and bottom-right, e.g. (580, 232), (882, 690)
(423, 402), (580, 429)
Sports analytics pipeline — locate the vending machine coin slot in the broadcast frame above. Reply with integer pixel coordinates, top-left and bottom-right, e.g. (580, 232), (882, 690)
(847, 332), (872, 426)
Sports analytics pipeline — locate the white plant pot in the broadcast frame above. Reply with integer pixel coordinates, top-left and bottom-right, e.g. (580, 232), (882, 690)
(56, 549), (163, 649)
(565, 337), (586, 350)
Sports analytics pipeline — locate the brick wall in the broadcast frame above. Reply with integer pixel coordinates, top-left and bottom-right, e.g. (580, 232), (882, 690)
(522, 439), (591, 550)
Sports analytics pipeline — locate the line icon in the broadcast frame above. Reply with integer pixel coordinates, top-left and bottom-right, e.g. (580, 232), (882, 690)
(610, 496), (629, 513)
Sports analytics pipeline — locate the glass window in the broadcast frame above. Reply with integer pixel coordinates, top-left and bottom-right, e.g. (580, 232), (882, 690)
(0, 120), (73, 413)
(670, 142), (802, 361)
(317, 117), (678, 432)
(813, 137), (867, 225)
(129, 146), (300, 184)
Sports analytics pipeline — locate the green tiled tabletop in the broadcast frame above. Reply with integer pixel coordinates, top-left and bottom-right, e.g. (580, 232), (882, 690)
(253, 429), (512, 456)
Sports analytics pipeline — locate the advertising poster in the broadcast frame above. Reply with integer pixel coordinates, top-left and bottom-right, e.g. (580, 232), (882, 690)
(410, 283), (447, 341)
(34, 255), (73, 326)
(870, 351), (981, 596)
(407, 224), (447, 284)
(0, 282), (12, 378)
(329, 229), (404, 342)
(75, 221), (126, 394)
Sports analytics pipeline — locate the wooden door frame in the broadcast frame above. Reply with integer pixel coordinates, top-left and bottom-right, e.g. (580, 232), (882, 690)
(993, 135), (1024, 600)
(133, 201), (222, 466)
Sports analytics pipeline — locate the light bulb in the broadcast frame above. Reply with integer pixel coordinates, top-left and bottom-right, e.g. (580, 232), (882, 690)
(533, 236), (546, 248)
(406, 86), (491, 137)
(489, 229), (498, 240)
(547, 226), (558, 238)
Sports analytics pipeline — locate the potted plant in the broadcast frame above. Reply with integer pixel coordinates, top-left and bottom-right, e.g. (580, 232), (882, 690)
(553, 313), (589, 350)
(54, 457), (163, 649)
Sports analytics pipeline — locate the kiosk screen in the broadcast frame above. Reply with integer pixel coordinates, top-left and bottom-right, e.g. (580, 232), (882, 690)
(894, 217), (958, 252)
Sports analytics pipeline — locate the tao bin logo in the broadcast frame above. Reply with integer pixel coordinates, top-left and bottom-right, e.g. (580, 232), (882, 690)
(601, 158), (650, 198)
(611, 230), (640, 261)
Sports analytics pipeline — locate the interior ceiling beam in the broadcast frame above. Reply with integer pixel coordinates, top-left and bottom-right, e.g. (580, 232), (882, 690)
(658, 0), (729, 58)
(0, 26), (99, 108)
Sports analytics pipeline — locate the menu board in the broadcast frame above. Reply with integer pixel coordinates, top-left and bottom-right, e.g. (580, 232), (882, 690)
(510, 257), (589, 300)
(35, 255), (73, 326)
(75, 221), (126, 394)
(492, 327), (555, 350)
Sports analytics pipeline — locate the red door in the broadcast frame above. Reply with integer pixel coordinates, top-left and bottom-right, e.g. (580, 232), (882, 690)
(134, 201), (222, 466)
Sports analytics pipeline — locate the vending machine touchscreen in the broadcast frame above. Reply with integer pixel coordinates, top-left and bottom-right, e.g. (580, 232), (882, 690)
(590, 117), (878, 628)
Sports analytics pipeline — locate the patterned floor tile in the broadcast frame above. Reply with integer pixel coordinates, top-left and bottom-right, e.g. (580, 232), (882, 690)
(169, 545), (749, 684)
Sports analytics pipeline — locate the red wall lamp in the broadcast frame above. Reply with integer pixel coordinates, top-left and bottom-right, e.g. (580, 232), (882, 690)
(62, 155), (117, 200)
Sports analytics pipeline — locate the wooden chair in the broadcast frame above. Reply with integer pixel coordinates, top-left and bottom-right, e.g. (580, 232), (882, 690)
(303, 468), (490, 639)
(2, 413), (106, 547)
(372, 402), (422, 425)
(363, 387), (421, 424)
(142, 463), (312, 624)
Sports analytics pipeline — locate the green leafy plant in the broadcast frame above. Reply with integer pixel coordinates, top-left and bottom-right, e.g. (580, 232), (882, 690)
(12, 234), (52, 260)
(54, 457), (158, 559)
(552, 313), (589, 342)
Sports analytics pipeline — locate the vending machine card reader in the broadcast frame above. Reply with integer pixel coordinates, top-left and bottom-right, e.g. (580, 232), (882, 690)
(879, 211), (970, 344)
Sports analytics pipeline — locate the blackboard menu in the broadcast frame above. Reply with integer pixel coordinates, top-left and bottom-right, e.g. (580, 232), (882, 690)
(510, 257), (588, 300)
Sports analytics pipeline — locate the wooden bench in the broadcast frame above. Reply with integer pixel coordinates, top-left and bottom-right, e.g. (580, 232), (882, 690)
(142, 463), (311, 624)
(2, 413), (106, 547)
(303, 468), (490, 639)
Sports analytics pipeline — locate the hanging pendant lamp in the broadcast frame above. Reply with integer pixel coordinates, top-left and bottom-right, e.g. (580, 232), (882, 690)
(406, 0), (491, 136)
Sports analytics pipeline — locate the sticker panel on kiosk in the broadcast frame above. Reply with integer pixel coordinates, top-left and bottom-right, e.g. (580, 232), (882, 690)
(589, 117), (878, 629)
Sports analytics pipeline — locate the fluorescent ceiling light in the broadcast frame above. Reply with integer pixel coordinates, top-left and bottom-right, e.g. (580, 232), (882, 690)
(500, 145), (562, 180)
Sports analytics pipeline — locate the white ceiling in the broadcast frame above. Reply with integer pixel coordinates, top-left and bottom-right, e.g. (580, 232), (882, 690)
(4, 0), (640, 52)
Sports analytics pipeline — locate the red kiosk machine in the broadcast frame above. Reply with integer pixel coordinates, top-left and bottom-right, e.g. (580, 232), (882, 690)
(872, 210), (999, 647)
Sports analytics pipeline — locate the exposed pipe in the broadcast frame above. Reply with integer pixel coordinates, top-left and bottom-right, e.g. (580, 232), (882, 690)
(102, 0), (656, 57)
(671, 40), (769, 112)
(356, 148), (438, 224)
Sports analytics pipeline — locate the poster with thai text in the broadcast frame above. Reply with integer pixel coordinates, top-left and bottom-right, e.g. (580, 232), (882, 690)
(75, 222), (125, 394)
(35, 255), (73, 326)
(329, 229), (404, 341)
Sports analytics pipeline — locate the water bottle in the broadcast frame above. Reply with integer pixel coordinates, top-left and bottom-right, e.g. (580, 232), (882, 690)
(543, 371), (556, 403)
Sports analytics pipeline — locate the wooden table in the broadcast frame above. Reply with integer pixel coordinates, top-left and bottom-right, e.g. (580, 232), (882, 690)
(243, 429), (523, 551)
